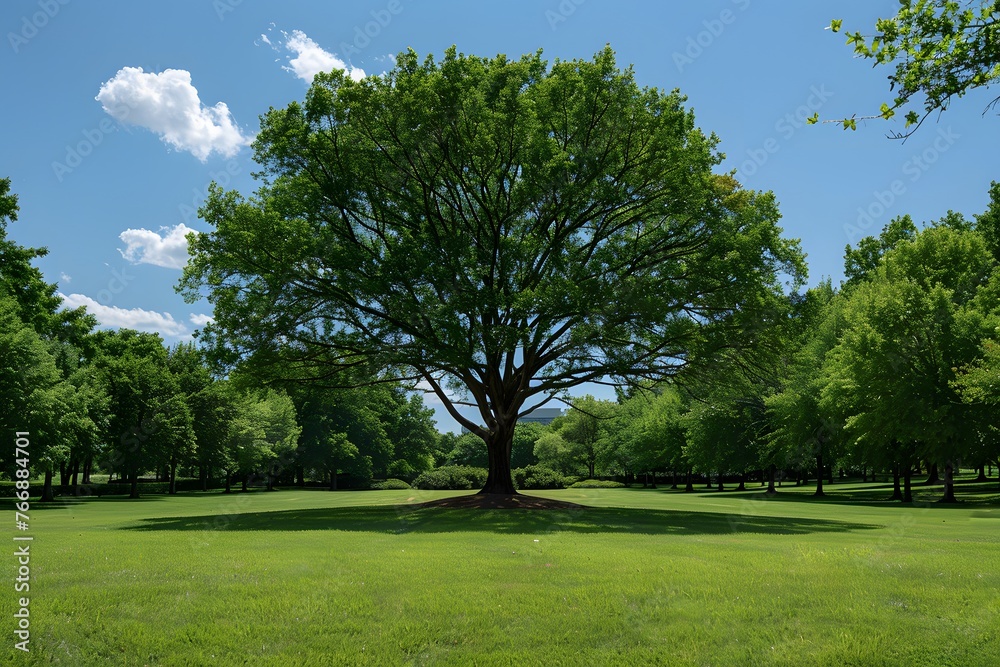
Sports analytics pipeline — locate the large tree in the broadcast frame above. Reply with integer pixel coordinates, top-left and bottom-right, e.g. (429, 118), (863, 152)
(180, 47), (805, 494)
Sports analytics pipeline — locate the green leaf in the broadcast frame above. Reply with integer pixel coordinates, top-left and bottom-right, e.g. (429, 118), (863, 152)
(806, 113), (820, 125)
(830, 19), (843, 33)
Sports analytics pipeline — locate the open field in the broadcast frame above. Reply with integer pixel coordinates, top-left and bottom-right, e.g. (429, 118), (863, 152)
(5, 481), (1000, 666)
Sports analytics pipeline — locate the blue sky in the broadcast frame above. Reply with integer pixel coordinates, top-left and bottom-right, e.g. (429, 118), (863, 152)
(2, 0), (997, 432)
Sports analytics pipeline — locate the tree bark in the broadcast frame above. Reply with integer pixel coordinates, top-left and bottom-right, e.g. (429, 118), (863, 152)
(737, 471), (746, 491)
(83, 456), (92, 484)
(241, 474), (248, 493)
(940, 462), (958, 503)
(330, 469), (337, 491)
(200, 464), (207, 492)
(129, 471), (140, 499)
(976, 465), (987, 482)
(717, 473), (724, 492)
(671, 470), (678, 490)
(925, 462), (940, 485)
(70, 457), (80, 496)
(296, 466), (305, 487)
(479, 421), (517, 495)
(862, 464), (867, 483)
(684, 469), (694, 493)
(40, 468), (55, 502)
(223, 470), (232, 494)
(903, 465), (912, 503)
(168, 458), (178, 495)
(766, 465), (777, 495)
(890, 464), (902, 501)
(814, 454), (825, 497)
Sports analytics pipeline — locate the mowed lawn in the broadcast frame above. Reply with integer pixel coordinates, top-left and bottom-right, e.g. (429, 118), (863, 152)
(5, 480), (1000, 666)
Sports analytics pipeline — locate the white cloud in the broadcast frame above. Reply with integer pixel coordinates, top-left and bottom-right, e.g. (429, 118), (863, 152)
(281, 30), (365, 83)
(59, 293), (187, 337)
(118, 223), (196, 270)
(96, 67), (251, 161)
(59, 273), (72, 284)
(189, 313), (214, 327)
(260, 33), (271, 46)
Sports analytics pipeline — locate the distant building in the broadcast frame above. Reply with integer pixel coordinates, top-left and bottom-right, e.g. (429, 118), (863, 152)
(517, 407), (563, 426)
(460, 407), (563, 433)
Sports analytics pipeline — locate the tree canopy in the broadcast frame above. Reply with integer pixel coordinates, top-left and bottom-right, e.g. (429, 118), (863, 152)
(180, 46), (805, 494)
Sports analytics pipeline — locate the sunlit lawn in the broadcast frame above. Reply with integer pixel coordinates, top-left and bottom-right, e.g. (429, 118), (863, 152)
(5, 479), (999, 666)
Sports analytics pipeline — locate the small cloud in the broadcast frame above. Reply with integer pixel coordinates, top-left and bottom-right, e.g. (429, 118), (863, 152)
(59, 273), (72, 284)
(189, 313), (214, 327)
(59, 293), (187, 337)
(118, 223), (197, 270)
(260, 33), (271, 45)
(279, 29), (365, 83)
(96, 67), (252, 161)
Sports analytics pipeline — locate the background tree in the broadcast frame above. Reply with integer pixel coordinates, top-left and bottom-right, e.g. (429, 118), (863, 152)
(181, 46), (806, 495)
(828, 1), (1000, 136)
(0, 295), (77, 500)
(91, 330), (187, 498)
(550, 396), (617, 479)
(822, 225), (998, 502)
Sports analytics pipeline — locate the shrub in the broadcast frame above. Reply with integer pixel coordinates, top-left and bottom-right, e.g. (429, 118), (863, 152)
(371, 478), (411, 490)
(412, 466), (488, 490)
(513, 465), (566, 490)
(569, 479), (625, 489)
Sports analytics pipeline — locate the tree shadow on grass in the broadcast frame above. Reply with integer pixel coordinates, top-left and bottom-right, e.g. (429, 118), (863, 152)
(121, 504), (881, 536)
(710, 483), (1000, 509)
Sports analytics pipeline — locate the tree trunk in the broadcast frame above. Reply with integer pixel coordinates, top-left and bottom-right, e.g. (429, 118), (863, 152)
(737, 471), (746, 491)
(940, 462), (958, 503)
(684, 469), (694, 493)
(925, 463), (940, 485)
(330, 469), (337, 491)
(650, 471), (657, 489)
(814, 454), (825, 497)
(717, 473), (724, 492)
(59, 461), (68, 490)
(296, 466), (305, 487)
(266, 466), (274, 492)
(169, 458), (178, 495)
(70, 458), (80, 496)
(129, 471), (140, 499)
(766, 465), (777, 495)
(83, 456), (92, 484)
(890, 464), (902, 501)
(241, 474), (248, 492)
(224, 470), (232, 494)
(588, 461), (595, 480)
(200, 465), (207, 492)
(903, 465), (912, 503)
(479, 422), (517, 495)
(862, 464), (867, 483)
(40, 468), (55, 502)
(671, 470), (678, 490)
(976, 465), (987, 482)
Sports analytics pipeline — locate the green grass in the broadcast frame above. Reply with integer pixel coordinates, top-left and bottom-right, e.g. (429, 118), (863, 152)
(4, 480), (999, 666)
